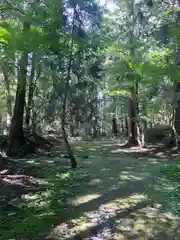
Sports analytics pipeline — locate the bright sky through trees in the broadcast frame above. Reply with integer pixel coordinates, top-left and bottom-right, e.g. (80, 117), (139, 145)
(99, 0), (116, 12)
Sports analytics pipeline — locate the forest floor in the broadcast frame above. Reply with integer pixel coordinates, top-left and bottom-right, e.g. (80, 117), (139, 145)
(0, 139), (180, 240)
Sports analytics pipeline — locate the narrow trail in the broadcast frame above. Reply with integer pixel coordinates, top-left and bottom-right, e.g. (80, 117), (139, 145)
(47, 141), (180, 240)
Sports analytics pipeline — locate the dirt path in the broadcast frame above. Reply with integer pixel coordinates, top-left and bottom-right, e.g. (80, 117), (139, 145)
(47, 141), (180, 240)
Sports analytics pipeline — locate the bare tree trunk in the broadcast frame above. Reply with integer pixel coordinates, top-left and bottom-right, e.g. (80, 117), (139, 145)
(128, 83), (139, 146)
(61, 10), (77, 169)
(7, 22), (29, 156)
(126, 0), (140, 146)
(25, 53), (36, 126)
(125, 115), (129, 137)
(0, 115), (3, 135)
(140, 100), (148, 147)
(174, 82), (180, 149)
(112, 115), (118, 138)
(62, 93), (77, 168)
(2, 64), (12, 129)
(70, 114), (75, 137)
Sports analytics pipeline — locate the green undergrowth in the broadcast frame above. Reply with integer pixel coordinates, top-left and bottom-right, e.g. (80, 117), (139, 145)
(0, 161), (90, 240)
(152, 162), (180, 215)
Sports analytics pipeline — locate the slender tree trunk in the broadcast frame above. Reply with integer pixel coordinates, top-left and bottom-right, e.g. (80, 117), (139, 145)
(2, 64), (12, 130)
(32, 118), (36, 133)
(62, 94), (77, 168)
(128, 98), (138, 145)
(112, 116), (118, 137)
(61, 10), (77, 169)
(7, 22), (29, 156)
(92, 87), (99, 139)
(92, 116), (98, 139)
(70, 125), (75, 137)
(128, 83), (139, 146)
(125, 115), (129, 137)
(25, 53), (36, 126)
(140, 120), (147, 148)
(70, 114), (75, 137)
(89, 104), (94, 137)
(0, 115), (3, 135)
(174, 81), (180, 149)
(140, 101), (148, 147)
(111, 96), (118, 138)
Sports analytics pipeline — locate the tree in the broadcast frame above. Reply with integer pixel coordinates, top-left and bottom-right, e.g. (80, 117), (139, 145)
(25, 53), (36, 126)
(0, 0), (102, 158)
(8, 21), (30, 155)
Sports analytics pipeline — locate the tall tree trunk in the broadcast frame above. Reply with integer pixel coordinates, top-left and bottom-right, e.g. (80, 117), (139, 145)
(127, 0), (140, 146)
(70, 114), (75, 137)
(92, 87), (99, 139)
(174, 81), (180, 149)
(92, 116), (98, 139)
(125, 115), (129, 137)
(61, 10), (77, 169)
(112, 115), (118, 137)
(25, 53), (36, 126)
(128, 83), (139, 146)
(62, 92), (77, 168)
(7, 22), (29, 156)
(2, 64), (12, 129)
(140, 101), (148, 147)
(0, 115), (3, 135)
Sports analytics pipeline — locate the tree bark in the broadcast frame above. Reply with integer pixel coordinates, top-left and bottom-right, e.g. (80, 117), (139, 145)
(62, 93), (77, 168)
(2, 63), (12, 129)
(7, 22), (29, 156)
(125, 115), (129, 137)
(128, 84), (139, 146)
(112, 116), (118, 137)
(25, 53), (36, 126)
(61, 9), (77, 169)
(174, 81), (180, 148)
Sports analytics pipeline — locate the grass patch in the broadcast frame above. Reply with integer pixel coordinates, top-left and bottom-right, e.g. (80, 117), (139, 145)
(151, 163), (180, 215)
(0, 161), (90, 240)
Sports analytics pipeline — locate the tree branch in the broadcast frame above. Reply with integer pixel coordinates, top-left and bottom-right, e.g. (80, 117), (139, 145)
(0, 2), (25, 15)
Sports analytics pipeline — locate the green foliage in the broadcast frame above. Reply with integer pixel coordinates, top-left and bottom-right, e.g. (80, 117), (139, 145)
(106, 89), (131, 97)
(153, 164), (180, 215)
(161, 165), (180, 181)
(0, 26), (10, 45)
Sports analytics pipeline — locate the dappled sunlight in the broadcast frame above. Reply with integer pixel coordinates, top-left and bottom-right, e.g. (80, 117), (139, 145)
(147, 158), (159, 163)
(23, 189), (53, 209)
(120, 171), (144, 181)
(101, 167), (110, 172)
(2, 140), (180, 239)
(89, 147), (99, 151)
(105, 193), (148, 211)
(37, 211), (56, 218)
(74, 146), (83, 150)
(110, 146), (147, 154)
(48, 215), (93, 240)
(89, 178), (102, 185)
(83, 160), (93, 165)
(71, 194), (101, 206)
(56, 172), (72, 180)
(46, 160), (56, 164)
(27, 160), (41, 165)
(27, 159), (36, 164)
(107, 184), (124, 191)
(48, 194), (150, 239)
(115, 205), (180, 239)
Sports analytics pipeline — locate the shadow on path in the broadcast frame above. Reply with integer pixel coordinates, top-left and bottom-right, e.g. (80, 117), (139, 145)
(47, 141), (180, 240)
